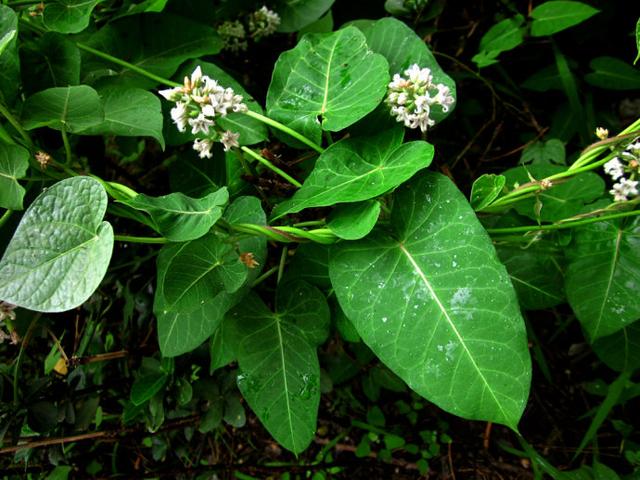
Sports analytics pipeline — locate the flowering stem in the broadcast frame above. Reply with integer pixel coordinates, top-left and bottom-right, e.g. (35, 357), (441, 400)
(245, 110), (325, 154)
(486, 209), (640, 235)
(0, 102), (33, 150)
(240, 146), (303, 188)
(114, 235), (168, 244)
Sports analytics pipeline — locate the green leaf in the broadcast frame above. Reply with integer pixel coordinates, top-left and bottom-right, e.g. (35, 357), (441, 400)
(327, 201), (380, 240)
(565, 216), (640, 342)
(113, 0), (170, 19)
(45, 466), (73, 480)
(585, 56), (640, 90)
(521, 65), (563, 91)
(166, 60), (267, 147)
(592, 321), (640, 372)
(42, 0), (100, 34)
(472, 16), (525, 68)
(169, 151), (219, 197)
(0, 144), (29, 210)
(276, 0), (335, 33)
(21, 85), (104, 132)
(0, 177), (114, 312)
(329, 172), (531, 429)
(530, 1), (599, 37)
(79, 87), (165, 148)
(267, 26), (389, 146)
(123, 188), (229, 242)
(501, 165), (604, 222)
(83, 14), (222, 89)
(635, 18), (640, 65)
(285, 243), (330, 289)
(154, 197), (266, 357)
(210, 315), (236, 373)
(520, 139), (566, 165)
(0, 5), (20, 103)
(356, 17), (456, 125)
(131, 372), (168, 406)
(21, 33), (81, 93)
(470, 174), (506, 211)
(230, 284), (326, 453)
(272, 128), (433, 219)
(497, 241), (566, 310)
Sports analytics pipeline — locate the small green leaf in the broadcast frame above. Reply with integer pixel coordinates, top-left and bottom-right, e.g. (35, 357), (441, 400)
(42, 0), (100, 33)
(520, 139), (566, 165)
(79, 87), (165, 148)
(131, 372), (168, 406)
(470, 174), (506, 211)
(565, 216), (640, 342)
(585, 56), (640, 90)
(272, 128), (433, 219)
(635, 18), (640, 65)
(45, 466), (73, 480)
(327, 201), (380, 240)
(593, 321), (640, 372)
(267, 26), (389, 146)
(530, 1), (599, 37)
(230, 284), (325, 453)
(0, 5), (20, 103)
(0, 144), (29, 210)
(472, 16), (525, 68)
(0, 177), (114, 312)
(276, 0), (335, 32)
(329, 172), (531, 429)
(21, 85), (104, 132)
(521, 64), (563, 92)
(123, 188), (228, 242)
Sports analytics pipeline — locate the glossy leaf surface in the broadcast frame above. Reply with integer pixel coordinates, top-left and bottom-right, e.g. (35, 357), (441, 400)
(329, 172), (531, 429)
(267, 26), (388, 146)
(0, 144), (29, 210)
(42, 0), (101, 34)
(327, 201), (380, 240)
(0, 177), (113, 312)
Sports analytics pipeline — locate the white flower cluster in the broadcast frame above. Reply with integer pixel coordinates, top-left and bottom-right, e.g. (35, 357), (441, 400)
(159, 66), (247, 158)
(218, 20), (248, 53)
(603, 140), (640, 202)
(248, 6), (280, 40)
(386, 64), (455, 132)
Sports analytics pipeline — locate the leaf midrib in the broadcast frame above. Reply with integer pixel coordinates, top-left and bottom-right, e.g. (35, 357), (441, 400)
(275, 317), (298, 452)
(593, 227), (623, 339)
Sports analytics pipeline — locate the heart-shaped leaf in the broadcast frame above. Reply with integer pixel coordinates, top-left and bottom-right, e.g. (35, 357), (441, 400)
(266, 26), (389, 146)
(123, 188), (228, 242)
(272, 128), (433, 219)
(565, 215), (640, 342)
(21, 85), (104, 132)
(0, 177), (114, 312)
(42, 0), (101, 34)
(0, 144), (29, 210)
(329, 172), (531, 429)
(21, 33), (81, 93)
(327, 200), (380, 240)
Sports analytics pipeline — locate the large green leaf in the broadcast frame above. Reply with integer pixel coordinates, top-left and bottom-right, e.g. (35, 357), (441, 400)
(0, 144), (29, 210)
(502, 165), (604, 222)
(285, 243), (330, 289)
(272, 128), (433, 219)
(592, 321), (640, 372)
(530, 1), (599, 37)
(0, 5), (20, 103)
(585, 57), (640, 91)
(165, 61), (267, 147)
(21, 33), (81, 94)
(329, 172), (531, 429)
(266, 26), (389, 146)
(21, 85), (104, 133)
(472, 16), (525, 68)
(154, 197), (266, 357)
(276, 0), (335, 32)
(0, 177), (114, 312)
(123, 188), (228, 242)
(230, 281), (329, 453)
(356, 17), (456, 125)
(42, 0), (100, 34)
(169, 151), (219, 197)
(83, 14), (222, 89)
(79, 87), (165, 148)
(565, 216), (640, 342)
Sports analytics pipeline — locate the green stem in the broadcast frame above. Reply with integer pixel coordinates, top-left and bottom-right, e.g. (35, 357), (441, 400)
(114, 235), (167, 244)
(245, 110), (324, 154)
(0, 102), (33, 150)
(61, 129), (72, 164)
(240, 146), (302, 187)
(277, 246), (288, 284)
(230, 222), (338, 244)
(487, 210), (640, 235)
(0, 209), (12, 229)
(13, 315), (40, 404)
(250, 266), (279, 287)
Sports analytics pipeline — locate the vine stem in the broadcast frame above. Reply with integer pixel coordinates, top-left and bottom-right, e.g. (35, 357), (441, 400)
(61, 129), (72, 164)
(0, 102), (33, 150)
(74, 44), (325, 154)
(240, 146), (302, 187)
(486, 209), (640, 235)
(114, 235), (168, 244)
(0, 209), (12, 229)
(229, 222), (338, 244)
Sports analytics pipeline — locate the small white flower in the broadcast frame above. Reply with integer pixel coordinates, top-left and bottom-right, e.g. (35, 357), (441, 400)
(595, 127), (609, 140)
(188, 113), (215, 135)
(193, 138), (214, 159)
(610, 178), (639, 202)
(628, 141), (640, 154)
(604, 158), (624, 180)
(158, 86), (183, 102)
(170, 102), (189, 132)
(218, 20), (248, 52)
(248, 6), (280, 41)
(220, 130), (240, 151)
